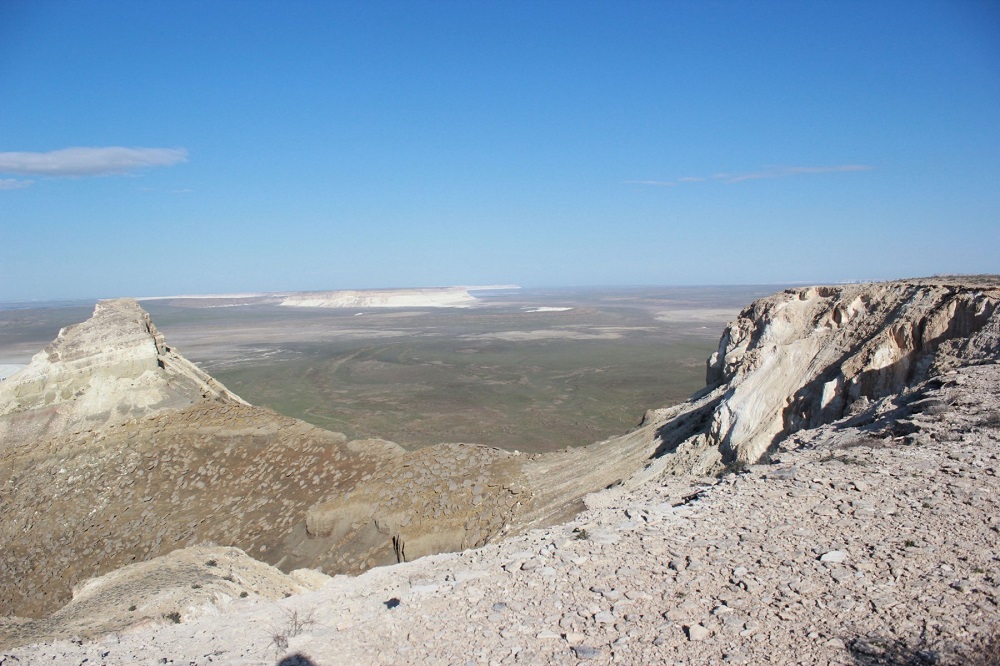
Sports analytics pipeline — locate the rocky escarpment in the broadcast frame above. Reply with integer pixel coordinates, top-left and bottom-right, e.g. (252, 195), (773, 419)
(279, 287), (478, 308)
(0, 300), (596, 622)
(0, 298), (245, 445)
(3, 278), (999, 654)
(5, 356), (998, 665)
(0, 546), (330, 649)
(640, 277), (1000, 472)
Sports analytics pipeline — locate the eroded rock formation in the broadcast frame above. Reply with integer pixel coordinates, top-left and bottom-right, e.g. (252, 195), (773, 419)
(0, 300), (552, 619)
(2, 277), (998, 650)
(0, 298), (245, 445)
(638, 277), (1000, 472)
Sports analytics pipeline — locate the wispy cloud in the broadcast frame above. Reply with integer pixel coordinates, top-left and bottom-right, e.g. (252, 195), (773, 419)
(0, 146), (188, 177)
(625, 179), (677, 187)
(629, 164), (873, 187)
(0, 178), (33, 190)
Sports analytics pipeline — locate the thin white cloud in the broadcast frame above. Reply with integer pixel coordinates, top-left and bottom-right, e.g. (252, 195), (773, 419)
(630, 164), (873, 187)
(0, 146), (187, 177)
(723, 165), (872, 183)
(0, 178), (33, 190)
(624, 179), (676, 187)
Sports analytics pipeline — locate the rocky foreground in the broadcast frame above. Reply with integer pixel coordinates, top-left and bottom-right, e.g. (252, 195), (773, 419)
(4, 356), (998, 665)
(1, 277), (998, 664)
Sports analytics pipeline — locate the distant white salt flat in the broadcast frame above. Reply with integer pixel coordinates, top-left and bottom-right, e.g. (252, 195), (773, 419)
(135, 293), (268, 301)
(523, 307), (573, 313)
(0, 364), (26, 380)
(282, 287), (483, 309)
(466, 329), (622, 342)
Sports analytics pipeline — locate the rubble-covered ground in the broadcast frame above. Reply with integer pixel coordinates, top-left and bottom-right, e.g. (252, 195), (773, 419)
(5, 362), (997, 665)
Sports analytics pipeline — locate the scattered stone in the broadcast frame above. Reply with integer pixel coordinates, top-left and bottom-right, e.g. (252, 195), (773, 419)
(819, 550), (848, 564)
(686, 624), (711, 642)
(572, 645), (601, 660)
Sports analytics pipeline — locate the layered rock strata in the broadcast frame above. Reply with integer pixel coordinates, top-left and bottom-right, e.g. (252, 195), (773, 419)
(5, 359), (998, 664)
(2, 277), (998, 651)
(0, 298), (245, 444)
(641, 277), (1000, 471)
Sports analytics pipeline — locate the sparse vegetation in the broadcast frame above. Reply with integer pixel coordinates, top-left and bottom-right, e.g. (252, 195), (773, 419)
(979, 409), (1000, 428)
(573, 528), (589, 541)
(847, 625), (1000, 666)
(164, 611), (181, 624)
(718, 459), (749, 477)
(144, 291), (736, 455)
(830, 435), (888, 451)
(822, 450), (869, 466)
(268, 608), (316, 656)
(205, 559), (217, 567)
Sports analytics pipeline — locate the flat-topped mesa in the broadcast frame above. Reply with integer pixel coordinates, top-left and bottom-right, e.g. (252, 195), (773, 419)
(700, 280), (1000, 465)
(0, 298), (245, 444)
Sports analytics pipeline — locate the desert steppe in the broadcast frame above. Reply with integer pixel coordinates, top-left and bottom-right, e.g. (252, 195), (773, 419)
(1, 278), (997, 665)
(0, 286), (772, 452)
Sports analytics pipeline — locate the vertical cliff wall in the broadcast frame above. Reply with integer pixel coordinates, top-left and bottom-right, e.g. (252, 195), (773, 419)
(696, 279), (999, 464)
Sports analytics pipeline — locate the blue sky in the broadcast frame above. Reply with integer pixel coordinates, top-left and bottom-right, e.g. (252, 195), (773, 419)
(1, 1), (998, 300)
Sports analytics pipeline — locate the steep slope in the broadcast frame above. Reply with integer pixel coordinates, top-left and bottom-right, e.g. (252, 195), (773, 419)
(637, 277), (1000, 474)
(3, 278), (998, 652)
(0, 298), (245, 445)
(5, 347), (998, 664)
(0, 300), (606, 619)
(0, 546), (329, 649)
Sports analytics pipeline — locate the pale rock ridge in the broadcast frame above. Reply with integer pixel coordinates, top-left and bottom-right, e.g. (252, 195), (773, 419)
(5, 360), (998, 664)
(1, 546), (329, 647)
(3, 277), (1000, 657)
(0, 298), (245, 444)
(701, 280), (999, 464)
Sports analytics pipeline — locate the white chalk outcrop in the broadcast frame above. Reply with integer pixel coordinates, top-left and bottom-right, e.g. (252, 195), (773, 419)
(0, 298), (245, 445)
(642, 279), (1000, 469)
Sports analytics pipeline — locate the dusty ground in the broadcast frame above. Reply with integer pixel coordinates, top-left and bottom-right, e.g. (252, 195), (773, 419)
(5, 361), (996, 665)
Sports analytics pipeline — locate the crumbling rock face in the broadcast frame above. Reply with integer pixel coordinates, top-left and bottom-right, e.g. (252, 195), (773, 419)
(4, 279), (999, 645)
(0, 301), (590, 621)
(0, 545), (329, 648)
(0, 298), (245, 445)
(701, 279), (1000, 464)
(302, 443), (531, 567)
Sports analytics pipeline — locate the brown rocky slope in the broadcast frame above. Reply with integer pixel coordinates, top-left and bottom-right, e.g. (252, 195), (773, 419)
(1, 277), (998, 658)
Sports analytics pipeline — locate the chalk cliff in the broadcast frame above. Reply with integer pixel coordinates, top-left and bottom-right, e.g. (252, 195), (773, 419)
(629, 278), (1000, 479)
(280, 287), (477, 308)
(3, 277), (999, 655)
(0, 298), (245, 445)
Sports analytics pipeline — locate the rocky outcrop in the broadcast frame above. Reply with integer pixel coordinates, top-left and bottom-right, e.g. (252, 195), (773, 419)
(0, 301), (581, 619)
(0, 545), (329, 648)
(6, 359), (998, 664)
(641, 278), (1000, 470)
(3, 278), (999, 651)
(0, 298), (245, 445)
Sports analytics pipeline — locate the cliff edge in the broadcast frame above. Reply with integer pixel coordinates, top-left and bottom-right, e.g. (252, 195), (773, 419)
(0, 298), (246, 445)
(635, 277), (1000, 476)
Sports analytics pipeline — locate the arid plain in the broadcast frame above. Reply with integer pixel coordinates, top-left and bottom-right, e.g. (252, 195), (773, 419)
(0, 286), (774, 453)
